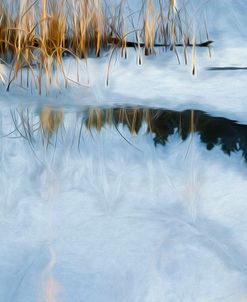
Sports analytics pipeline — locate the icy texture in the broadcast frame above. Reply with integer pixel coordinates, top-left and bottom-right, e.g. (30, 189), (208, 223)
(1, 108), (247, 301)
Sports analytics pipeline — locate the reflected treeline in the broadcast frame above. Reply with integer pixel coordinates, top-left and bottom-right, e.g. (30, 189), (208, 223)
(85, 107), (247, 160)
(3, 106), (247, 161)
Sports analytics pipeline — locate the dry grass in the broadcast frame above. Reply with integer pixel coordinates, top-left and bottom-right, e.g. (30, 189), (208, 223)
(0, 0), (211, 93)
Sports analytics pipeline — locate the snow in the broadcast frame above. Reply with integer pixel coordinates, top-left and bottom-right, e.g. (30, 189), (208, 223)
(2, 44), (247, 123)
(1, 0), (247, 301)
(0, 1), (247, 122)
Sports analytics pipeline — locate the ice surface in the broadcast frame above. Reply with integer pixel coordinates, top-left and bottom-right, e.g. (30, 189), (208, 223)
(1, 107), (247, 301)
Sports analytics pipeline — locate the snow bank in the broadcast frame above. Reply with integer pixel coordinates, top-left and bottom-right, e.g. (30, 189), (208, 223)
(0, 0), (247, 122)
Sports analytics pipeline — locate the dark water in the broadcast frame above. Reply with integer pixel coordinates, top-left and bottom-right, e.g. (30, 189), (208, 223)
(3, 106), (247, 161)
(83, 107), (247, 161)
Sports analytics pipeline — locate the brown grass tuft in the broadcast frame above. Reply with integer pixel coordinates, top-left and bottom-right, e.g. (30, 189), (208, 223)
(0, 0), (211, 92)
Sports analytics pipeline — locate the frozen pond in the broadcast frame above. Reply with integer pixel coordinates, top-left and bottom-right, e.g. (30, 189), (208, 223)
(1, 105), (247, 302)
(1, 0), (247, 300)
